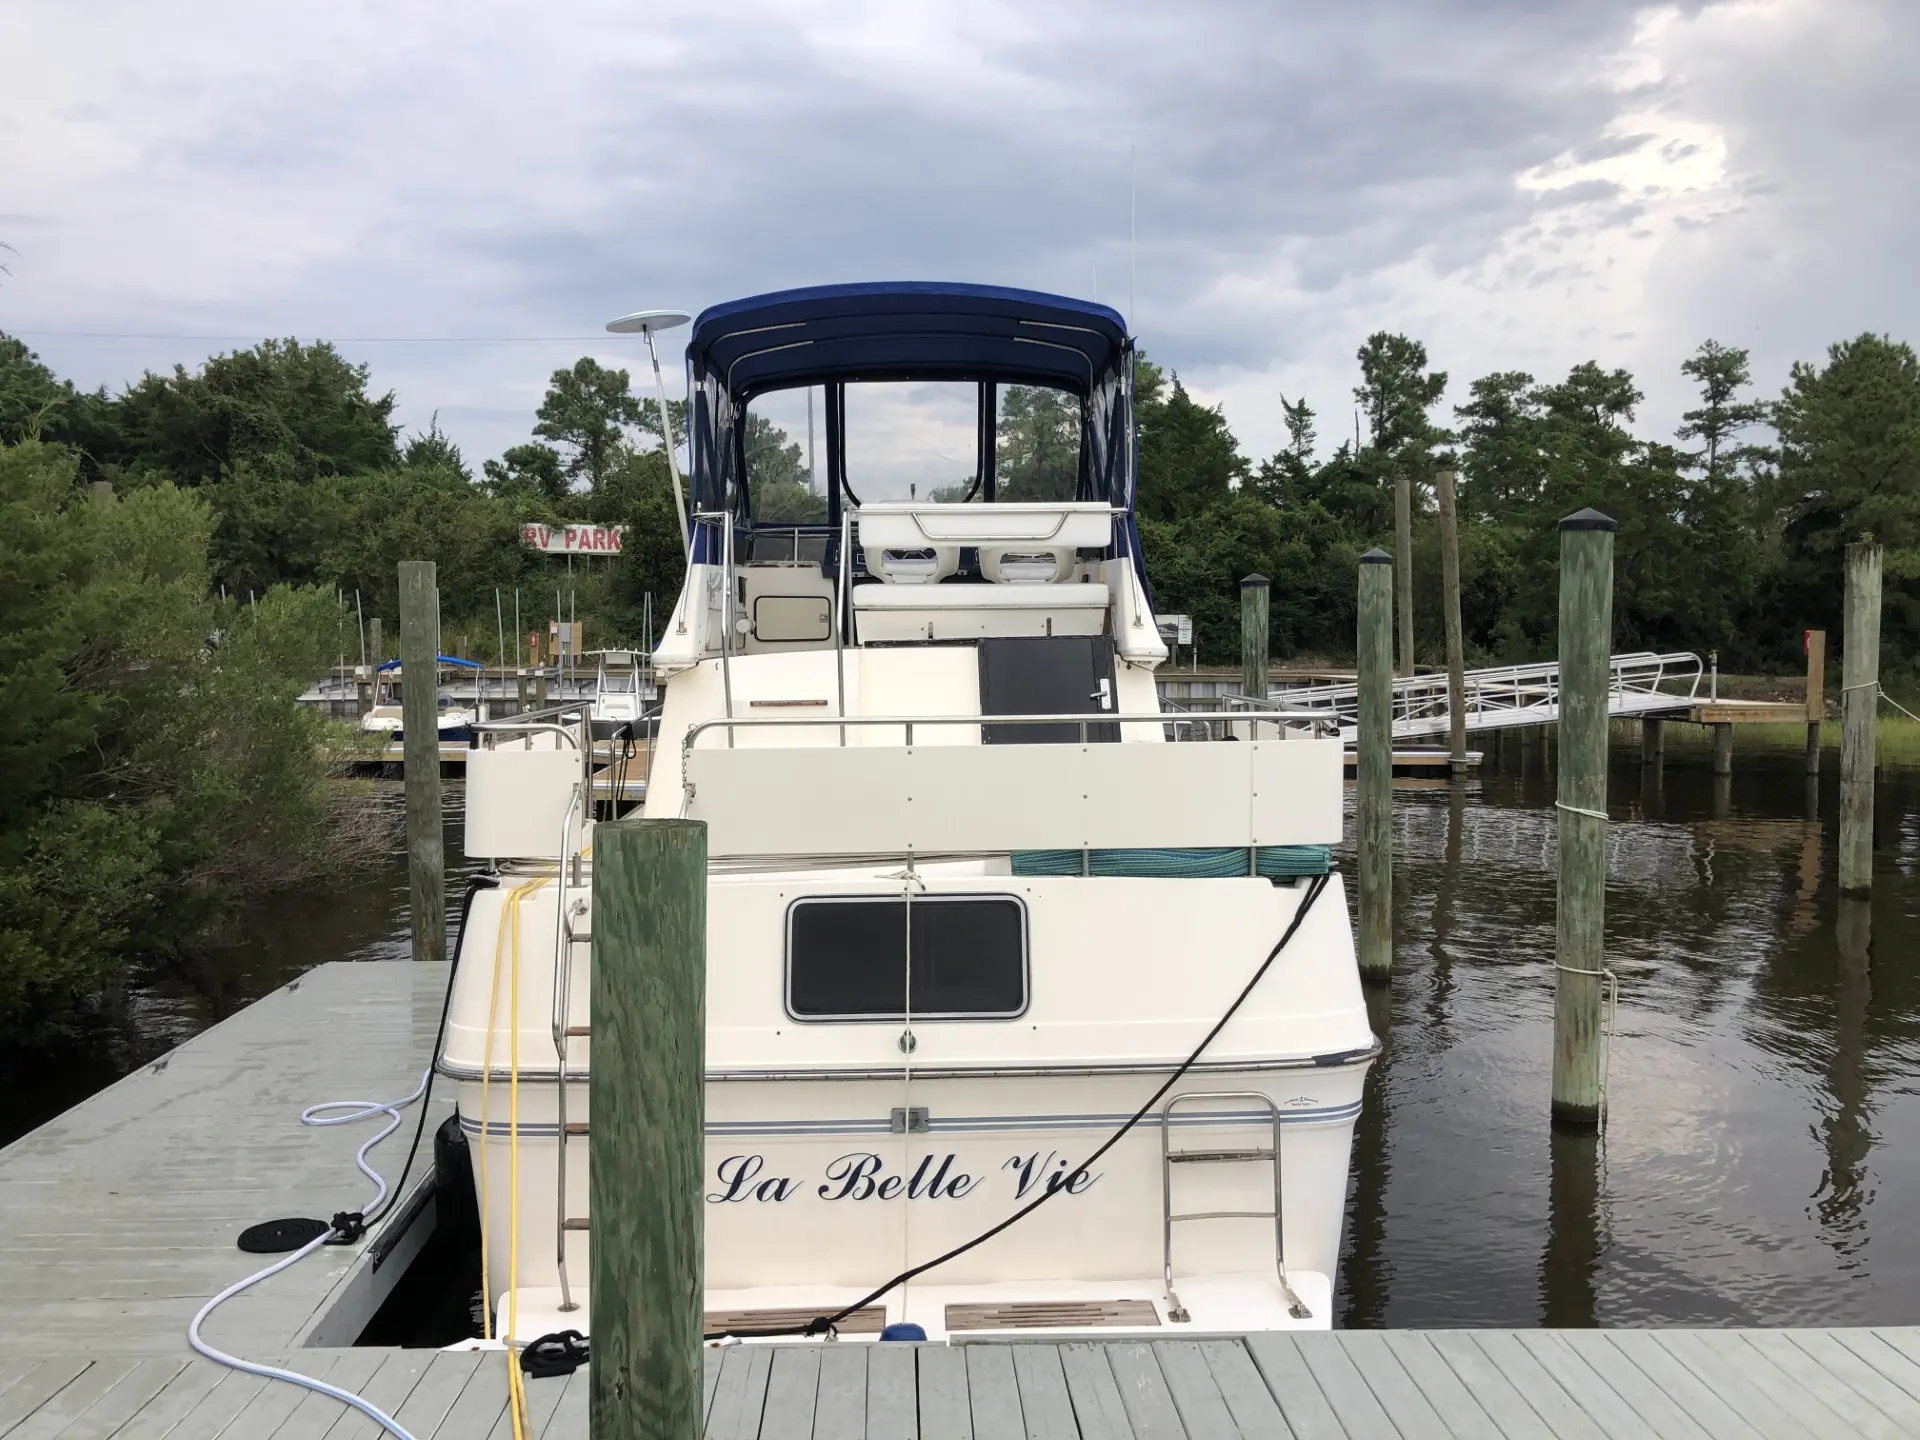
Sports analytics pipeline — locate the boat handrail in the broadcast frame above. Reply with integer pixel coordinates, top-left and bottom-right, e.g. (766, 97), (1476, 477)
(682, 708), (1334, 755)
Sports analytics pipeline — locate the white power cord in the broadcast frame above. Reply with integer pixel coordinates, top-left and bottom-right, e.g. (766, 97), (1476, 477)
(187, 1067), (433, 1440)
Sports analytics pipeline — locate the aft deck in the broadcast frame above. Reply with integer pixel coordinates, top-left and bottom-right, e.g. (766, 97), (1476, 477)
(3, 962), (1917, 1437)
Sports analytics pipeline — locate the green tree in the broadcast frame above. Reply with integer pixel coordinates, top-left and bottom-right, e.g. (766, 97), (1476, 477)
(533, 358), (645, 491)
(401, 413), (469, 480)
(1136, 364), (1249, 523)
(1355, 332), (1448, 457)
(996, 386), (1081, 501)
(112, 339), (399, 486)
(1454, 372), (1543, 518)
(482, 442), (567, 501)
(743, 412), (826, 522)
(1678, 340), (1768, 475)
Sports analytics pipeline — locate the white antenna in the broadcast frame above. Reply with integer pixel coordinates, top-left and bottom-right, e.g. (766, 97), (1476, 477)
(1129, 145), (1137, 333)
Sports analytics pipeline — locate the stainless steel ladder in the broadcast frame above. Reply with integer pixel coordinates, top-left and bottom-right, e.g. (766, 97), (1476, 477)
(1160, 1090), (1310, 1322)
(550, 784), (589, 1314)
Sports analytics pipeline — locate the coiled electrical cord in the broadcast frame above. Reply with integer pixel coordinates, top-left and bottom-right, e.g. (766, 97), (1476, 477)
(705, 869), (1333, 1340)
(188, 877), (494, 1439)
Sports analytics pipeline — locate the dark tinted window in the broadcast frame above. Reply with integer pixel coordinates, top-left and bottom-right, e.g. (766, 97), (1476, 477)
(787, 896), (1027, 1019)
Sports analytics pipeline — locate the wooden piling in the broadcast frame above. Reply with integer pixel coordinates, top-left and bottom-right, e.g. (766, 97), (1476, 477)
(1357, 548), (1394, 984)
(1437, 469), (1467, 774)
(1805, 627), (1826, 777)
(397, 562), (445, 966)
(1551, 509), (1615, 1129)
(1240, 573), (1271, 703)
(369, 616), (382, 667)
(1840, 543), (1883, 896)
(591, 819), (707, 1440)
(1639, 717), (1663, 770)
(1394, 473), (1415, 677)
(1712, 723), (1733, 777)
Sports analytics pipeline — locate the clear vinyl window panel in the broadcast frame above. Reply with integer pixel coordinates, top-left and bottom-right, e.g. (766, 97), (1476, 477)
(785, 895), (1028, 1020)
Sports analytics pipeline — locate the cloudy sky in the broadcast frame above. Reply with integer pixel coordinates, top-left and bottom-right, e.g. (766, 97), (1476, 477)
(3, 0), (1914, 473)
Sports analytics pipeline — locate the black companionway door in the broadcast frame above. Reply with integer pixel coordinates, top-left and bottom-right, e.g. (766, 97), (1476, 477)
(977, 636), (1119, 744)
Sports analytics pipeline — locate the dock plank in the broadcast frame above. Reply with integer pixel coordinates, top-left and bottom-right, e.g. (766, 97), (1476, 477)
(1242, 1332), (1351, 1440)
(1467, 1330), (1608, 1439)
(866, 1345), (918, 1440)
(432, 1352), (509, 1440)
(153, 1368), (270, 1440)
(1153, 1340), (1240, 1438)
(1515, 1332), (1712, 1440)
(0, 1360), (91, 1432)
(198, 1357), (343, 1440)
(1057, 1343), (1134, 1440)
(1606, 1331), (1809, 1440)
(1828, 1330), (1920, 1405)
(914, 1347), (971, 1440)
(961, 1345), (1022, 1440)
(273, 1349), (388, 1440)
(1377, 1331), (1505, 1438)
(1591, 1332), (1766, 1440)
(391, 1352), (484, 1437)
(38, 1357), (187, 1440)
(1419, 1331), (1557, 1440)
(762, 1346), (824, 1440)
(707, 1348), (723, 1424)
(1330, 1331), (1448, 1437)
(536, 1367), (590, 1439)
(6, 1359), (140, 1439)
(1284, 1335), (1398, 1440)
(1103, 1342), (1185, 1440)
(814, 1345), (869, 1440)
(707, 1343), (776, 1440)
(1008, 1344), (1078, 1440)
(1653, 1330), (1840, 1440)
(1737, 1330), (1914, 1439)
(1196, 1340), (1293, 1439)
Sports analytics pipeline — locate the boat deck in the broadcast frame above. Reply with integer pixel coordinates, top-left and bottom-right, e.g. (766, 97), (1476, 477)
(4, 962), (1918, 1437)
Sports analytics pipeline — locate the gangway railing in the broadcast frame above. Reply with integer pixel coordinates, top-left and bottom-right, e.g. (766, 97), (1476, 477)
(1217, 651), (1703, 742)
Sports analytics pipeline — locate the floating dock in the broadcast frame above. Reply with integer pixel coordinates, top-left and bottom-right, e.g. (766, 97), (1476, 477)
(5, 962), (1918, 1437)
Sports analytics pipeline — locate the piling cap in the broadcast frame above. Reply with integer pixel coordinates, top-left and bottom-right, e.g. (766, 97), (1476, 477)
(1240, 573), (1270, 588)
(1358, 547), (1392, 564)
(1560, 507), (1617, 532)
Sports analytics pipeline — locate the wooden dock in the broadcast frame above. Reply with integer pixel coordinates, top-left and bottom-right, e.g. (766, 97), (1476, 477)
(5, 963), (1919, 1437)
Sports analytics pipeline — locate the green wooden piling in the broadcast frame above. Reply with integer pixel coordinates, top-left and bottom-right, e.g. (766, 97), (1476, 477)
(1840, 543), (1882, 895)
(397, 562), (444, 965)
(1639, 717), (1663, 771)
(1393, 474), (1415, 677)
(1240, 574), (1270, 703)
(1437, 469), (1467, 773)
(591, 818), (707, 1440)
(1357, 548), (1394, 983)
(1712, 723), (1733, 776)
(1805, 628), (1826, 777)
(1551, 509), (1614, 1128)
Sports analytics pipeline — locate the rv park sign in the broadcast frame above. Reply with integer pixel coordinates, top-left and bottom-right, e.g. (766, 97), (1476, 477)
(520, 523), (625, 555)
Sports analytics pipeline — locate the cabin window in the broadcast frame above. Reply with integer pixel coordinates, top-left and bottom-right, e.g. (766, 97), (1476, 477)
(786, 895), (1027, 1020)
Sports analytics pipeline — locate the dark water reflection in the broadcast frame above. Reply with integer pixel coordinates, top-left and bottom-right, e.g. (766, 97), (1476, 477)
(1335, 736), (1920, 1328)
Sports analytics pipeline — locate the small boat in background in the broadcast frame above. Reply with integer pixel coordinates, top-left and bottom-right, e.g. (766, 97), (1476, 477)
(584, 648), (654, 740)
(359, 655), (483, 744)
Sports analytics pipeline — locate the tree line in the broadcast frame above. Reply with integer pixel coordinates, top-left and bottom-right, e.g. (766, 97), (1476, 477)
(2, 322), (1915, 1028)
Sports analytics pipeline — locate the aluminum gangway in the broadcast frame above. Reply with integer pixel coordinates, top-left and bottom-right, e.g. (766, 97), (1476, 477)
(1223, 650), (1704, 743)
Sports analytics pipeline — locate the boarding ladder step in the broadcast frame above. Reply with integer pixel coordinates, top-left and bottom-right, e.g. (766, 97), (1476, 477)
(564, 1217), (590, 1231)
(1160, 1091), (1309, 1324)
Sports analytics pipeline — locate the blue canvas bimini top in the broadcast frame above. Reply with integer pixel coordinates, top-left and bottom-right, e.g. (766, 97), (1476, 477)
(687, 282), (1129, 398)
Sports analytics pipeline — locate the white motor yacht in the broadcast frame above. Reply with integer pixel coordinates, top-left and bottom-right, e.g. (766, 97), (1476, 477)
(438, 282), (1376, 1346)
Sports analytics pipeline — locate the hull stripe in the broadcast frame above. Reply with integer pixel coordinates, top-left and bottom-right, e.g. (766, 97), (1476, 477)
(458, 1101), (1363, 1140)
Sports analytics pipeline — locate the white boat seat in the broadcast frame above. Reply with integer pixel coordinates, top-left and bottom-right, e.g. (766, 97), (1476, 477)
(979, 544), (1076, 584)
(853, 581), (1110, 611)
(862, 544), (961, 585)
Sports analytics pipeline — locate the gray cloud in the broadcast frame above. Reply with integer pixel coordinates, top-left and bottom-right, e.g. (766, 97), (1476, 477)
(1, 0), (1910, 470)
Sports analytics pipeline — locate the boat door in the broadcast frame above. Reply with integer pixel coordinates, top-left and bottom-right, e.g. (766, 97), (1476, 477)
(978, 636), (1119, 743)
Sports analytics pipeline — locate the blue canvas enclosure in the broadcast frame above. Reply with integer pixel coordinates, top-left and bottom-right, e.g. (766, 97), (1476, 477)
(681, 282), (1144, 575)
